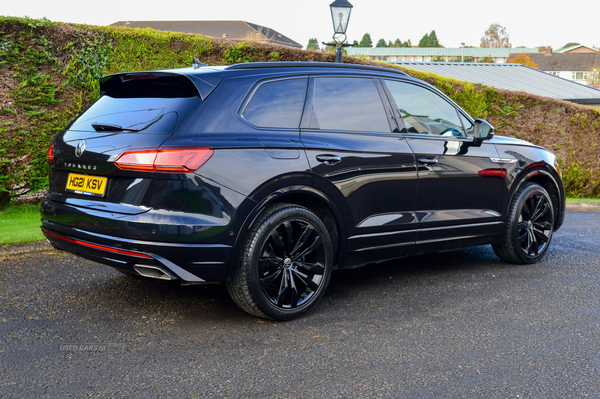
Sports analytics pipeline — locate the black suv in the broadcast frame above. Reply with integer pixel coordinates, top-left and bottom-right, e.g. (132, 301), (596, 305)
(41, 62), (565, 320)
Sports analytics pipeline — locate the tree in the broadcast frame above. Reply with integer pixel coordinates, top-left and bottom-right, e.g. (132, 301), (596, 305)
(562, 42), (580, 49)
(427, 30), (441, 47)
(448, 56), (474, 63)
(418, 30), (442, 47)
(508, 53), (538, 69)
(376, 38), (387, 48)
(480, 23), (511, 48)
(391, 38), (412, 48)
(587, 67), (600, 85)
(359, 33), (373, 48)
(418, 32), (430, 47)
(306, 38), (319, 51)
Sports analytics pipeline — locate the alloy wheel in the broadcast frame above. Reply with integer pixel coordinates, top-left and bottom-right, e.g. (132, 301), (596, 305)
(257, 219), (327, 309)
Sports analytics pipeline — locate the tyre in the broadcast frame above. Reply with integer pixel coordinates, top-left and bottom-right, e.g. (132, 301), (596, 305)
(226, 203), (333, 320)
(493, 182), (555, 264)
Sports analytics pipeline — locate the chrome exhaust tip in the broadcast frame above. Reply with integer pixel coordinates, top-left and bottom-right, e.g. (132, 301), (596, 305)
(133, 265), (176, 280)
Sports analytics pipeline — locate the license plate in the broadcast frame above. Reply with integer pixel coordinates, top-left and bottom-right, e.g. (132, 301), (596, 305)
(65, 173), (108, 197)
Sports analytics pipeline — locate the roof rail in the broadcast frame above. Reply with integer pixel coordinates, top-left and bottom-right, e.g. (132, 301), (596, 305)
(225, 61), (408, 76)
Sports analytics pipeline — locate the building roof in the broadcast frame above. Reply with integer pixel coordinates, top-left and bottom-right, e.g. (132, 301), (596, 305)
(387, 61), (600, 104)
(555, 44), (598, 54)
(109, 20), (302, 48)
(507, 52), (600, 71)
(347, 47), (539, 57)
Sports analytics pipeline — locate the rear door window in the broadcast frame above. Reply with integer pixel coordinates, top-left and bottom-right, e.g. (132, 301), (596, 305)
(241, 77), (308, 129)
(305, 77), (391, 133)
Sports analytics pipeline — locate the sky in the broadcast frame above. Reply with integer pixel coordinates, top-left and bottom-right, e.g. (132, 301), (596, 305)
(2, 0), (598, 50)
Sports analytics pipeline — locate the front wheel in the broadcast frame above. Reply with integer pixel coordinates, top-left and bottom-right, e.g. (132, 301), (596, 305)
(493, 182), (555, 264)
(226, 204), (333, 320)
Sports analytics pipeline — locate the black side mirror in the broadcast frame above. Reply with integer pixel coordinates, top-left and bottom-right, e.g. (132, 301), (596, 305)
(473, 119), (495, 141)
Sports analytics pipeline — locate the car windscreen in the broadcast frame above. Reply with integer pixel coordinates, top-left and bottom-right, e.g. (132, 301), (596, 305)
(69, 73), (202, 133)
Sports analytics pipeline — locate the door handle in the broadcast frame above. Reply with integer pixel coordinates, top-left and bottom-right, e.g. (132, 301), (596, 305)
(316, 154), (342, 165)
(418, 157), (439, 165)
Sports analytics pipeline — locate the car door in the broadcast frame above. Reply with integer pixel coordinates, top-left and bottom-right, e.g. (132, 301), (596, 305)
(300, 75), (418, 267)
(382, 79), (504, 253)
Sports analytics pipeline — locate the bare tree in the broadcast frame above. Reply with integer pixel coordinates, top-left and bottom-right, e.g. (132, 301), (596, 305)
(587, 67), (600, 85)
(480, 24), (511, 48)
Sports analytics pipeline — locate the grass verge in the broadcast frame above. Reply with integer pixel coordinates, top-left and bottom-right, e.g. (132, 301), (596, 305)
(0, 203), (44, 245)
(0, 197), (597, 246)
(566, 197), (600, 202)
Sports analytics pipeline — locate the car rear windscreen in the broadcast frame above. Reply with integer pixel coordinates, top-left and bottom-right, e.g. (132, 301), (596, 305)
(69, 73), (202, 133)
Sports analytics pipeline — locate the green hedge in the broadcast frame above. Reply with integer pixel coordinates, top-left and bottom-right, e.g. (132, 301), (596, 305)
(1, 16), (599, 204)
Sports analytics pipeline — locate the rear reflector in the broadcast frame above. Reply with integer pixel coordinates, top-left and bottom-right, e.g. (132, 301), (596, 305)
(46, 142), (54, 162)
(114, 148), (213, 173)
(478, 169), (507, 178)
(44, 230), (153, 259)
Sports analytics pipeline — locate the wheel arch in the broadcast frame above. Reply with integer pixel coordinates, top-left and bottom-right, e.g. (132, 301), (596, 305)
(224, 180), (348, 280)
(508, 164), (565, 231)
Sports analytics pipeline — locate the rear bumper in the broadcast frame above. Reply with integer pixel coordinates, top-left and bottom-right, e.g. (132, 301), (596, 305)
(41, 222), (233, 282)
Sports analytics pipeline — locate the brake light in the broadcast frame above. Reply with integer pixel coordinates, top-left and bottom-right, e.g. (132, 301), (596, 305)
(114, 148), (213, 173)
(46, 142), (54, 162)
(122, 74), (159, 82)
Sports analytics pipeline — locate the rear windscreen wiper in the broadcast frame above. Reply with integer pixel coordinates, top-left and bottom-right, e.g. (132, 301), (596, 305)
(91, 123), (141, 132)
(92, 115), (164, 133)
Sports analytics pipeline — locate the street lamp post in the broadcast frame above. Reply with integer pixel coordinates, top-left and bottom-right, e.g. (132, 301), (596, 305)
(323, 0), (354, 63)
(461, 42), (465, 62)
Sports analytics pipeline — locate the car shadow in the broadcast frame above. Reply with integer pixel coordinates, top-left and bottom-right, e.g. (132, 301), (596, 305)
(64, 245), (507, 325)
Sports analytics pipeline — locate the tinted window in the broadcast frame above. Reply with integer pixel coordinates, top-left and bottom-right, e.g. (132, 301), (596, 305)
(242, 78), (307, 129)
(308, 77), (390, 132)
(101, 73), (199, 98)
(70, 73), (202, 133)
(385, 80), (465, 137)
(458, 113), (475, 137)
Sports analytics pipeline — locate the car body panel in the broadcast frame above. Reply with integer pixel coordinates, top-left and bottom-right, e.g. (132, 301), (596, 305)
(406, 136), (504, 250)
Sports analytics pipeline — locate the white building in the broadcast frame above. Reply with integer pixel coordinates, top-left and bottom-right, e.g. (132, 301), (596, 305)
(508, 46), (599, 84)
(346, 47), (540, 63)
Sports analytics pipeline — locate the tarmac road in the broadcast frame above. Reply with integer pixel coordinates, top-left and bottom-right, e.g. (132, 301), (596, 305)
(1, 210), (599, 398)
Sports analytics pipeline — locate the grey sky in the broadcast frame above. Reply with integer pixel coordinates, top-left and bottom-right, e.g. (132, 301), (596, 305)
(3, 0), (598, 50)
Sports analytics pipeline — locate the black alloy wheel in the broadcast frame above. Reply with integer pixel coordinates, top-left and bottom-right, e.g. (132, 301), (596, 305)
(493, 182), (555, 264)
(227, 204), (333, 320)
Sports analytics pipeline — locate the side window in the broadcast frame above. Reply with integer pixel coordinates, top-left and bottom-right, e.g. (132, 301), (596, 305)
(242, 78), (307, 129)
(384, 80), (466, 137)
(458, 113), (475, 137)
(308, 77), (391, 132)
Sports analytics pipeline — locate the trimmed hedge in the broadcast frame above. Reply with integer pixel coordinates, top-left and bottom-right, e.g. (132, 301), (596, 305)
(1, 17), (599, 204)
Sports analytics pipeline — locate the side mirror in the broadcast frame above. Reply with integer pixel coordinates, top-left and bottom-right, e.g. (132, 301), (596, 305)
(473, 119), (495, 141)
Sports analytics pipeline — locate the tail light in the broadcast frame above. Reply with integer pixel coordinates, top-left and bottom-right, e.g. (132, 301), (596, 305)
(46, 142), (54, 162)
(114, 148), (213, 173)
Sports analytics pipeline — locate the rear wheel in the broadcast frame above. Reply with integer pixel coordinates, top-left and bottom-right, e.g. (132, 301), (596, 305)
(493, 182), (554, 264)
(226, 204), (333, 320)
